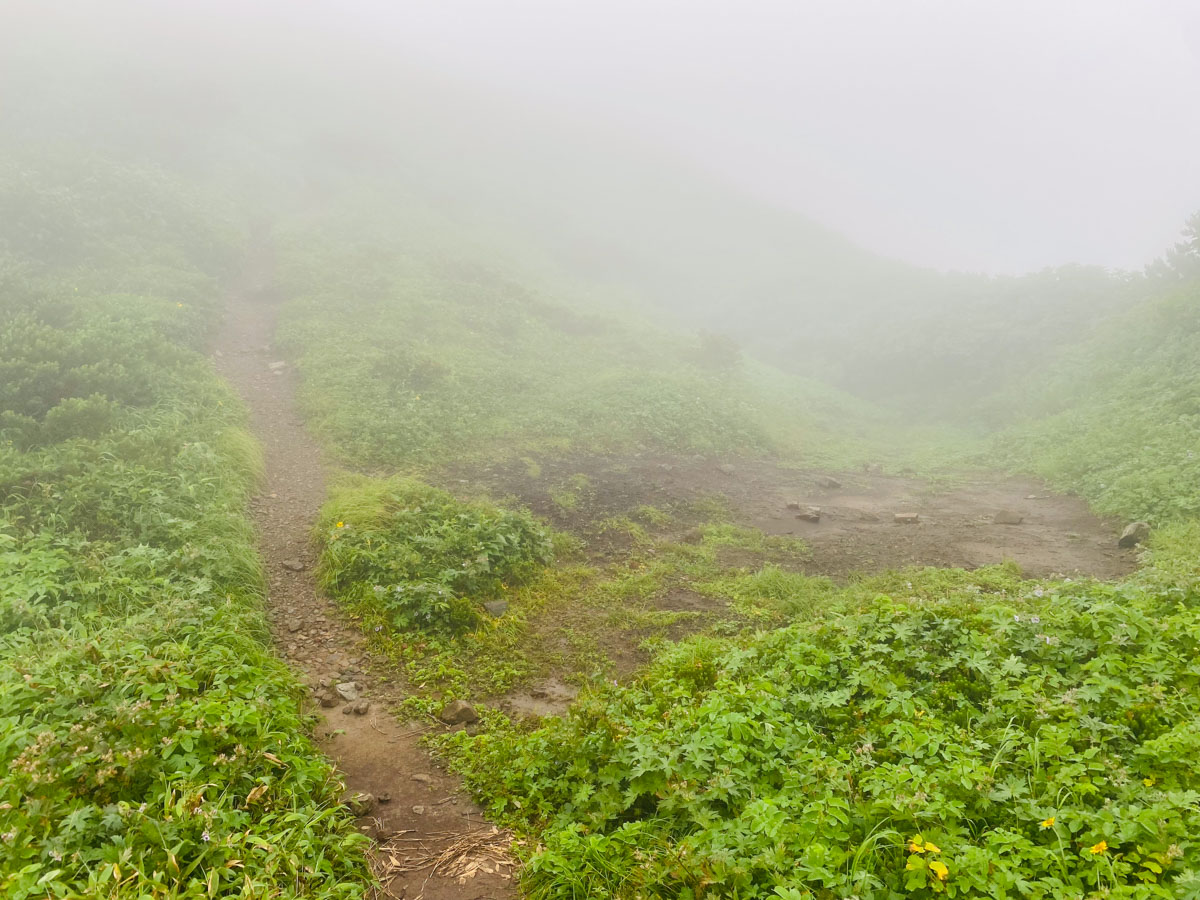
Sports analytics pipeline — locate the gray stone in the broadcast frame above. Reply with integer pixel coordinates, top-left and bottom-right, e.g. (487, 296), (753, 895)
(816, 475), (842, 489)
(1118, 521), (1151, 549)
(335, 682), (359, 702)
(281, 558), (305, 572)
(345, 791), (374, 817)
(440, 699), (478, 725)
(350, 699), (370, 715)
(717, 463), (736, 475)
(993, 510), (1024, 525)
(316, 691), (338, 709)
(268, 360), (287, 371)
(483, 600), (509, 617)
(411, 774), (433, 785)
(894, 513), (920, 525)
(795, 506), (821, 523)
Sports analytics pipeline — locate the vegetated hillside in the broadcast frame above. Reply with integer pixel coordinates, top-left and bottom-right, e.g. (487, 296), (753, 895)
(1, 33), (1144, 421)
(995, 277), (1200, 523)
(0, 159), (370, 898)
(270, 219), (940, 471)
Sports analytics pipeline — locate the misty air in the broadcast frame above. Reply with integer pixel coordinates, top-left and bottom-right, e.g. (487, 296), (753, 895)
(2, 2), (1199, 898)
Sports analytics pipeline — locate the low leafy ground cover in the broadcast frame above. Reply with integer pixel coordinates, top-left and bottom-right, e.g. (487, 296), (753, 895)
(445, 552), (1200, 899)
(0, 162), (369, 898)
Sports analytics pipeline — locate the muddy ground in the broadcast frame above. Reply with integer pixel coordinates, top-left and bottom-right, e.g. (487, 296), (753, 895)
(447, 453), (1137, 581)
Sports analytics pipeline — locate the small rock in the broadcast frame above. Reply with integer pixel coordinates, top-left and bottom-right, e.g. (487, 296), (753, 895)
(342, 704), (354, 715)
(795, 507), (821, 523)
(345, 791), (375, 817)
(268, 360), (287, 371)
(993, 510), (1024, 525)
(378, 792), (392, 804)
(335, 682), (359, 702)
(316, 691), (338, 708)
(1118, 521), (1151, 549)
(483, 600), (509, 617)
(350, 699), (370, 715)
(411, 774), (433, 785)
(440, 699), (479, 725)
(785, 500), (801, 510)
(894, 513), (920, 525)
(816, 475), (842, 489)
(717, 463), (736, 476)
(411, 805), (426, 815)
(287, 620), (302, 633)
(281, 558), (305, 572)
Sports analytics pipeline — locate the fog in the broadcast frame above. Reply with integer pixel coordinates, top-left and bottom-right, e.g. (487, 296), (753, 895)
(8, 1), (1198, 274)
(3, 0), (1198, 411)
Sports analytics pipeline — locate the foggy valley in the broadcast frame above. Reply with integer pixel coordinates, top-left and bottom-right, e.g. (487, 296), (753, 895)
(2, 3), (1199, 898)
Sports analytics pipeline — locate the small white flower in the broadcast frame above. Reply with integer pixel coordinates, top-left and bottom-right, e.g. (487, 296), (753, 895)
(201, 830), (211, 842)
(1030, 616), (1041, 624)
(1033, 589), (1045, 598)
(1014, 614), (1021, 622)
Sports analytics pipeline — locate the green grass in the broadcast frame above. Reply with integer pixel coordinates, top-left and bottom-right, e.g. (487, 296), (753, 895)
(0, 160), (370, 898)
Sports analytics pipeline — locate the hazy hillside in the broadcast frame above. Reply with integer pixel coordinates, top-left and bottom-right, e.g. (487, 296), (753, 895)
(0, 34), (1143, 420)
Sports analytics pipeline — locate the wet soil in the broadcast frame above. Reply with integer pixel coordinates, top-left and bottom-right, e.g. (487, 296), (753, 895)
(448, 453), (1137, 581)
(213, 259), (514, 900)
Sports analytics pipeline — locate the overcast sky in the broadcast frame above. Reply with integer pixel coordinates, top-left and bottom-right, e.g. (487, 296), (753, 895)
(9, 1), (1200, 274)
(374, 0), (1200, 274)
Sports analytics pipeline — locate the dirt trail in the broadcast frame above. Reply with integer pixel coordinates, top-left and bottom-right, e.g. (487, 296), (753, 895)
(213, 256), (515, 900)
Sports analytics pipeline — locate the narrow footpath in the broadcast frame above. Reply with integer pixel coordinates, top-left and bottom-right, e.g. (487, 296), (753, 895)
(213, 250), (515, 900)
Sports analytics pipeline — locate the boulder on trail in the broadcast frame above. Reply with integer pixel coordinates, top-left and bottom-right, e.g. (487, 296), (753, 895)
(344, 791), (375, 817)
(335, 681), (360, 702)
(993, 510), (1024, 525)
(440, 699), (479, 725)
(1118, 521), (1151, 549)
(894, 513), (920, 525)
(795, 507), (821, 523)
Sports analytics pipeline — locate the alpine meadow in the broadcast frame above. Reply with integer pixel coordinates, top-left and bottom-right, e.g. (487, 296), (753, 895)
(3, 4), (1200, 900)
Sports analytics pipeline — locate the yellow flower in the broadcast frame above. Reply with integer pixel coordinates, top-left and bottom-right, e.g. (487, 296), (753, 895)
(176, 302), (183, 308)
(1089, 840), (1108, 855)
(929, 860), (949, 881)
(907, 837), (925, 854)
(1143, 776), (1155, 787)
(923, 841), (941, 854)
(335, 521), (344, 528)
(1040, 817), (1055, 829)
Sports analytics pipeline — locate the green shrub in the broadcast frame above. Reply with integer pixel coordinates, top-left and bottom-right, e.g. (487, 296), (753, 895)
(317, 476), (553, 634)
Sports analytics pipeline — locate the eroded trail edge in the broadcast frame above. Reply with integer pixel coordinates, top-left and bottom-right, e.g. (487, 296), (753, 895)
(213, 260), (516, 900)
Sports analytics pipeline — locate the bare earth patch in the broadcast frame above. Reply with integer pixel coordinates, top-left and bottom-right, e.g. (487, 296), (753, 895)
(446, 453), (1136, 580)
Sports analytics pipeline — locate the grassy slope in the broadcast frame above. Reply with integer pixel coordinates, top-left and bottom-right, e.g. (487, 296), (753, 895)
(271, 223), (940, 471)
(0, 159), (370, 898)
(270, 201), (1200, 897)
(995, 283), (1200, 523)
